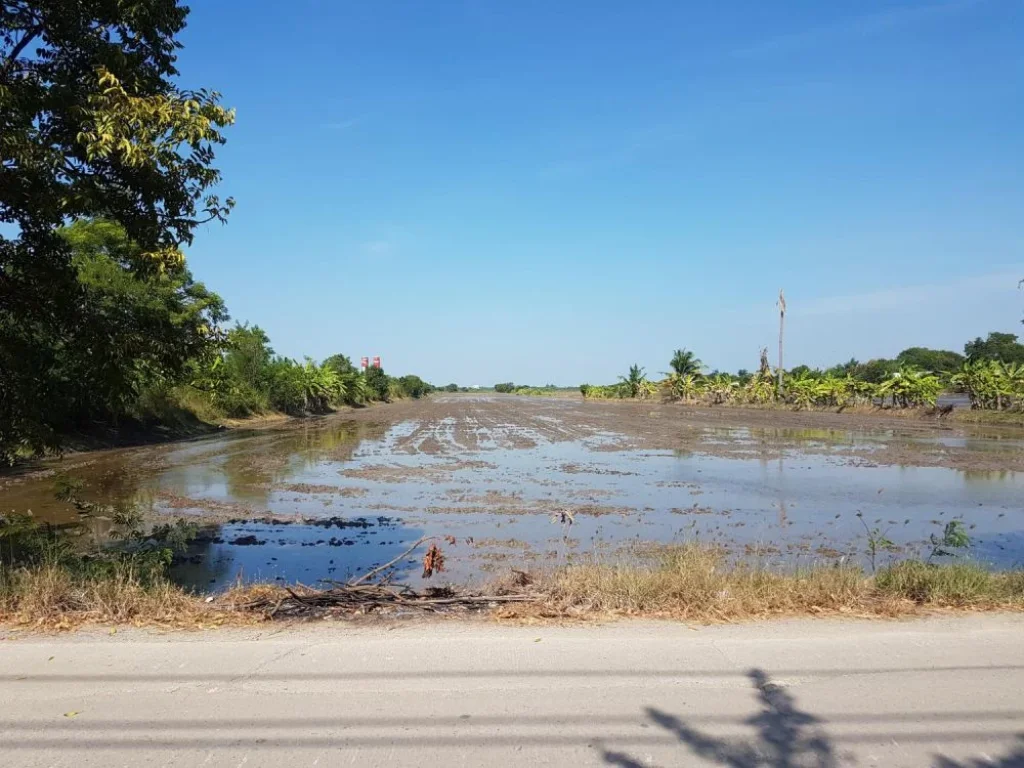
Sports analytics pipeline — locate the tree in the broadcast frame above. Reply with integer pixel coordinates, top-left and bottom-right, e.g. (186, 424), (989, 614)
(323, 354), (357, 376)
(618, 365), (650, 399)
(824, 358), (859, 377)
(494, 382), (515, 393)
(852, 358), (896, 384)
(444, 383), (459, 393)
(1, 1), (234, 460)
(0, 218), (227, 461)
(364, 366), (390, 402)
(964, 333), (1024, 364)
(668, 349), (703, 376)
(895, 347), (964, 375)
(396, 375), (430, 399)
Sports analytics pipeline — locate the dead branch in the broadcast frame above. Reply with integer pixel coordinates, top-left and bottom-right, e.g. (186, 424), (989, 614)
(348, 536), (434, 586)
(231, 537), (539, 618)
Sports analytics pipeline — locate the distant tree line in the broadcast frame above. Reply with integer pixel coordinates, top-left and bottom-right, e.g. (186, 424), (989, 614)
(580, 335), (1024, 412)
(0, 220), (437, 464)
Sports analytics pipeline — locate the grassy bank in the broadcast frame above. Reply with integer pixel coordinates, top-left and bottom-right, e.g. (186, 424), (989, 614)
(3, 542), (1022, 629)
(541, 545), (1024, 620)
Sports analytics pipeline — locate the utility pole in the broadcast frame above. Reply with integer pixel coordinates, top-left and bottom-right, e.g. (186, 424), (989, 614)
(777, 289), (786, 394)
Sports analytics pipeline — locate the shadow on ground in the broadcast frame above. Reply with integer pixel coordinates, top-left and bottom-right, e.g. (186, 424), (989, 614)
(600, 668), (1024, 768)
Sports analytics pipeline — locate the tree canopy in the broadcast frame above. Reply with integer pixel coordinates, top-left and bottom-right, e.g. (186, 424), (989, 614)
(964, 333), (1024, 364)
(669, 349), (702, 376)
(2, 1), (233, 461)
(895, 347), (964, 374)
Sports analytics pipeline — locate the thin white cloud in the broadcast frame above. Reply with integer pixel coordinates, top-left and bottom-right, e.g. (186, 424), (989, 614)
(793, 270), (1022, 317)
(732, 0), (982, 57)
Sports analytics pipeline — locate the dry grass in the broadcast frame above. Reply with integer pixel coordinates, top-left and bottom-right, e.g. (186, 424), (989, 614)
(0, 564), (233, 629)
(3, 545), (1022, 630)
(540, 545), (1024, 621)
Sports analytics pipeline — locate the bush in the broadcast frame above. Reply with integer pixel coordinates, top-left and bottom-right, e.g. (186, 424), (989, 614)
(874, 560), (1023, 606)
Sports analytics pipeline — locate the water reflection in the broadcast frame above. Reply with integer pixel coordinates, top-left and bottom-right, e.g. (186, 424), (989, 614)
(5, 412), (1024, 590)
(169, 517), (424, 592)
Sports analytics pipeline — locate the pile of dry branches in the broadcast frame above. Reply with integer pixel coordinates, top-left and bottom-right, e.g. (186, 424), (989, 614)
(232, 537), (539, 618)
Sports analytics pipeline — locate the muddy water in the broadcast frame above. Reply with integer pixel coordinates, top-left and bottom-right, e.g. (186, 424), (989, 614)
(3, 396), (1023, 590)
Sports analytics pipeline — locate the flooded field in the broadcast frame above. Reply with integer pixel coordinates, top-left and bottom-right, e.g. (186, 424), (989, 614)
(3, 395), (1023, 590)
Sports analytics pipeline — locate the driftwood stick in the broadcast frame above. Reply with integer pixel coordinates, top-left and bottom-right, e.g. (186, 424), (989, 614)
(348, 536), (434, 586)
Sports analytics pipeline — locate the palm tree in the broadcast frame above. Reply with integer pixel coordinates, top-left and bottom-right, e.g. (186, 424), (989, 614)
(669, 349), (703, 377)
(618, 364), (649, 399)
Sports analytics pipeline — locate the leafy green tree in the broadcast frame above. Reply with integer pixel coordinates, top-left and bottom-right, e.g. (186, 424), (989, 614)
(223, 325), (273, 391)
(0, 219), (227, 461)
(895, 347), (964, 375)
(852, 358), (896, 384)
(824, 358), (859, 377)
(787, 364), (816, 379)
(669, 349), (703, 376)
(364, 366), (391, 402)
(494, 382), (515, 393)
(444, 383), (459, 392)
(323, 354), (357, 375)
(1, 1), (233, 461)
(396, 375), (430, 399)
(964, 333), (1024, 364)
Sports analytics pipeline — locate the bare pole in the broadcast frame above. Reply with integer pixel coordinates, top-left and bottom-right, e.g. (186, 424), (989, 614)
(777, 289), (786, 394)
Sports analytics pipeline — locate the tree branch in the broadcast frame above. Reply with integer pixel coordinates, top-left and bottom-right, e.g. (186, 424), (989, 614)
(2, 22), (43, 78)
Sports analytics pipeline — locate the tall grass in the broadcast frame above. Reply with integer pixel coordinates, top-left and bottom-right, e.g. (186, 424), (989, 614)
(0, 562), (206, 627)
(544, 544), (1024, 620)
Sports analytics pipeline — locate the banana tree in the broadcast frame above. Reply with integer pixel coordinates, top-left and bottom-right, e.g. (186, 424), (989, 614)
(878, 367), (942, 408)
(705, 374), (737, 405)
(662, 373), (702, 403)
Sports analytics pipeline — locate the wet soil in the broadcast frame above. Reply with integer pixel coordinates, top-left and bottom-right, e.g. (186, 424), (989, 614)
(3, 395), (1023, 591)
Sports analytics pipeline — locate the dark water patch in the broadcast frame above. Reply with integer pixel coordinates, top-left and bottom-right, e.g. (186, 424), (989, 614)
(169, 516), (424, 592)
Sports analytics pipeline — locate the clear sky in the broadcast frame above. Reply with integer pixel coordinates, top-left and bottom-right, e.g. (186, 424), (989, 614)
(176, 0), (1023, 385)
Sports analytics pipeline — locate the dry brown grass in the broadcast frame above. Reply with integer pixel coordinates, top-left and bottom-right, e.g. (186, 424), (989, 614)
(0, 564), (237, 629)
(539, 545), (1024, 622)
(3, 545), (1022, 630)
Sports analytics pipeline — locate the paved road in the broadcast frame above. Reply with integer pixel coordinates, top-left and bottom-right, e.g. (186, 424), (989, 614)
(1, 616), (1021, 767)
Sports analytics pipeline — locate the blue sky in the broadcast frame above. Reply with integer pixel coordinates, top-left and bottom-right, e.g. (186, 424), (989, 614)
(177, 0), (1023, 385)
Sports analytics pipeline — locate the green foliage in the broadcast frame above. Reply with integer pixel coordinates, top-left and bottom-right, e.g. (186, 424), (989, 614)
(929, 520), (971, 560)
(852, 359), (896, 384)
(824, 358), (859, 377)
(394, 375), (432, 399)
(876, 367), (942, 407)
(1, 2), (234, 463)
(668, 349), (702, 376)
(618, 365), (654, 399)
(2, 482), (199, 584)
(323, 354), (357, 376)
(443, 383), (459, 393)
(857, 513), (898, 574)
(494, 382), (516, 393)
(951, 359), (1024, 411)
(363, 366), (391, 402)
(1, 219), (229, 462)
(965, 332), (1024, 364)
(875, 561), (1007, 605)
(896, 347), (964, 375)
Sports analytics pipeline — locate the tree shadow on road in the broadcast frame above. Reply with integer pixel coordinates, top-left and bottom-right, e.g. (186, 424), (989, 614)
(934, 737), (1024, 768)
(602, 667), (836, 767)
(601, 668), (1024, 768)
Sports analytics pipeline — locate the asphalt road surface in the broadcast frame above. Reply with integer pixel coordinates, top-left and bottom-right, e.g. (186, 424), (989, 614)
(1, 615), (1022, 767)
